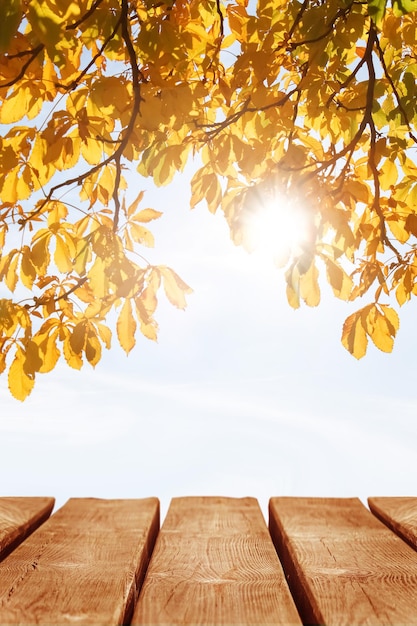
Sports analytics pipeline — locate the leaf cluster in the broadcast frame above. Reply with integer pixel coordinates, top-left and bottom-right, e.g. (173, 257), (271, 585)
(1, 0), (417, 398)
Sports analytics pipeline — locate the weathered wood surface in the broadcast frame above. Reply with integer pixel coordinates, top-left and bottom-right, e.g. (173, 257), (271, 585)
(368, 497), (417, 551)
(269, 497), (417, 625)
(0, 497), (54, 562)
(132, 496), (302, 626)
(0, 497), (159, 625)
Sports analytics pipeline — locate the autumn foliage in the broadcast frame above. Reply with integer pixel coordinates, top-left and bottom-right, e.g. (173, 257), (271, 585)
(0, 0), (416, 399)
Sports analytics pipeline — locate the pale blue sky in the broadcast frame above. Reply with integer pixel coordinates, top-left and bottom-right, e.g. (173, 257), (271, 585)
(1, 176), (417, 519)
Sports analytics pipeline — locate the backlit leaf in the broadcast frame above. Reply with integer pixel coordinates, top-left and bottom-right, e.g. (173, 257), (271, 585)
(54, 235), (73, 273)
(33, 330), (60, 373)
(364, 305), (398, 353)
(85, 327), (101, 366)
(117, 298), (136, 354)
(325, 258), (353, 300)
(70, 321), (86, 355)
(393, 0), (417, 16)
(341, 310), (368, 359)
(159, 266), (193, 309)
(26, 0), (63, 61)
(300, 262), (321, 307)
(132, 208), (163, 223)
(8, 347), (35, 401)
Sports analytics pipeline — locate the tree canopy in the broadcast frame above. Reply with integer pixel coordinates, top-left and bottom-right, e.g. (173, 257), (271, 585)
(1, 0), (417, 399)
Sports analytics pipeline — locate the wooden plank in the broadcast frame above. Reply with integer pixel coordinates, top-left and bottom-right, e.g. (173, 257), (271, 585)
(0, 497), (159, 625)
(368, 497), (417, 551)
(269, 497), (417, 625)
(0, 497), (55, 561)
(132, 496), (302, 626)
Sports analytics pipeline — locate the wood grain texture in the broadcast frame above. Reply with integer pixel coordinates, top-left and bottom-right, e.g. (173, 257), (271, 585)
(0, 497), (55, 562)
(132, 496), (302, 626)
(0, 497), (159, 625)
(269, 497), (417, 626)
(368, 497), (417, 551)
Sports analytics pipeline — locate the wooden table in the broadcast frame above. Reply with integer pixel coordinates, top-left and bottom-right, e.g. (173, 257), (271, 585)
(0, 496), (417, 624)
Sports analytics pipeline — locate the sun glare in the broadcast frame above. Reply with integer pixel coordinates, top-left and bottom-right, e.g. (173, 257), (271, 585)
(240, 186), (312, 267)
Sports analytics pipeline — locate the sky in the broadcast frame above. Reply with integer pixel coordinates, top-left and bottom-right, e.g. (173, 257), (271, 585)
(1, 174), (417, 522)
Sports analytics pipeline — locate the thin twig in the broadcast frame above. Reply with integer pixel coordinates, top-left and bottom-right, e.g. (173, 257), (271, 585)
(66, 0), (104, 30)
(55, 17), (122, 91)
(365, 24), (402, 261)
(374, 34), (417, 144)
(23, 2), (142, 229)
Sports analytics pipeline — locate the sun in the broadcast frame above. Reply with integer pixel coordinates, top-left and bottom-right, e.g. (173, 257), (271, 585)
(238, 184), (313, 267)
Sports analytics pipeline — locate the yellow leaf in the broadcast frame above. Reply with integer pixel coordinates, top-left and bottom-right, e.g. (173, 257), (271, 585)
(47, 201), (68, 227)
(132, 208), (163, 223)
(23, 340), (43, 375)
(300, 262), (320, 307)
(5, 252), (19, 292)
(63, 329), (83, 370)
(0, 300), (30, 337)
(129, 223), (155, 247)
(380, 158), (398, 190)
(0, 249), (19, 292)
(117, 298), (136, 354)
(205, 173), (222, 214)
(81, 137), (104, 166)
(54, 235), (73, 273)
(380, 304), (400, 333)
(70, 321), (86, 354)
(126, 191), (145, 216)
(190, 166), (210, 209)
(364, 305), (395, 353)
(140, 269), (160, 317)
(0, 351), (6, 375)
(152, 149), (176, 187)
(85, 327), (101, 366)
(159, 266), (193, 310)
(8, 347), (35, 401)
(285, 265), (300, 309)
(33, 324), (60, 373)
(88, 256), (108, 298)
(396, 281), (409, 306)
(135, 299), (158, 341)
(96, 323), (112, 349)
(0, 86), (32, 124)
(341, 309), (368, 359)
(98, 165), (116, 206)
(73, 238), (91, 276)
(26, 0), (62, 62)
(20, 246), (37, 289)
(325, 258), (353, 300)
(226, 4), (249, 42)
(31, 229), (51, 274)
(405, 213), (417, 237)
(139, 318), (158, 341)
(347, 180), (371, 204)
(387, 215), (409, 244)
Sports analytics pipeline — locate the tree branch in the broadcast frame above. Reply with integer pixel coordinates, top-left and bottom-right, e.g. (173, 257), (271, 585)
(55, 16), (122, 91)
(374, 34), (417, 144)
(365, 24), (402, 261)
(288, 3), (353, 51)
(23, 1), (143, 231)
(112, 0), (143, 232)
